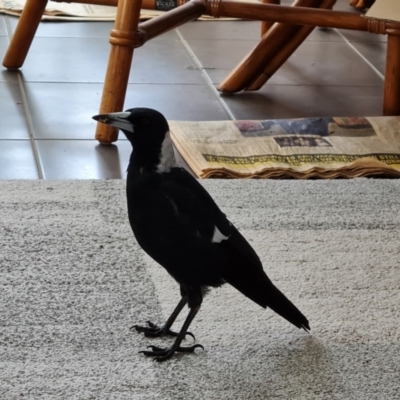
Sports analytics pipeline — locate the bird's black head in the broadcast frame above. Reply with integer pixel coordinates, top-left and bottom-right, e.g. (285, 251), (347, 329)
(93, 107), (169, 145)
(93, 108), (171, 171)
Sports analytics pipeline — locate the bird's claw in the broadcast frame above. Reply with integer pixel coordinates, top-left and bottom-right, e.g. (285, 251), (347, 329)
(130, 321), (195, 340)
(139, 344), (204, 361)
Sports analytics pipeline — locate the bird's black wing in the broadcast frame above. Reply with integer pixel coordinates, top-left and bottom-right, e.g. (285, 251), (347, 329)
(166, 169), (262, 263)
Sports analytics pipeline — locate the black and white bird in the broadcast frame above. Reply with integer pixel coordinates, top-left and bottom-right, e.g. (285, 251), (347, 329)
(93, 108), (310, 361)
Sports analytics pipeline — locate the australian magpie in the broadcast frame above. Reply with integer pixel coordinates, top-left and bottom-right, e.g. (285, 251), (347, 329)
(93, 108), (310, 361)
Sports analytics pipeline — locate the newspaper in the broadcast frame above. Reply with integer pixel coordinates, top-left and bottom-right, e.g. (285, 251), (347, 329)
(365, 0), (400, 23)
(0, 0), (242, 20)
(169, 116), (400, 178)
(0, 0), (118, 20)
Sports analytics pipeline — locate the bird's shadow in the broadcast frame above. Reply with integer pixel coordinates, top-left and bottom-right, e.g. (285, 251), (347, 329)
(140, 333), (344, 398)
(221, 334), (342, 398)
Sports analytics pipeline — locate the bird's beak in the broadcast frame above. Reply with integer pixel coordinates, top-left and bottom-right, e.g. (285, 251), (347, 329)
(92, 111), (134, 133)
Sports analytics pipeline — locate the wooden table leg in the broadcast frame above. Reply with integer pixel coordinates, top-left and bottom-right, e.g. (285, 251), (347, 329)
(383, 34), (400, 116)
(2, 0), (48, 69)
(95, 0), (143, 144)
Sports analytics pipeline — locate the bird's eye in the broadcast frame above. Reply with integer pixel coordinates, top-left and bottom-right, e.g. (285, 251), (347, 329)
(142, 118), (149, 125)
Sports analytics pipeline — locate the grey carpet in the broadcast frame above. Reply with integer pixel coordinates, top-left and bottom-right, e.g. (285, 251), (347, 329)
(1, 179), (400, 399)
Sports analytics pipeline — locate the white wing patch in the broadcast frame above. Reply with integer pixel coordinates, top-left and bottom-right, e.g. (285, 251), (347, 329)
(212, 226), (229, 243)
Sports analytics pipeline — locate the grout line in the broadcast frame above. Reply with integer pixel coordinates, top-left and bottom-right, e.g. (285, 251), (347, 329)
(175, 28), (236, 120)
(4, 17), (45, 179)
(16, 74), (45, 179)
(4, 15), (13, 39)
(335, 29), (385, 81)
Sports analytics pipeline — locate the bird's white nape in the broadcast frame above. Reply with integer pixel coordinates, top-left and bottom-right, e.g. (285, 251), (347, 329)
(156, 131), (178, 173)
(211, 226), (229, 243)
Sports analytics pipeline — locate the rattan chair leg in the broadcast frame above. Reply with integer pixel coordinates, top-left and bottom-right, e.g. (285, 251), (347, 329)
(247, 0), (336, 91)
(95, 0), (144, 144)
(260, 0), (280, 36)
(383, 34), (400, 115)
(217, 0), (325, 94)
(2, 0), (48, 69)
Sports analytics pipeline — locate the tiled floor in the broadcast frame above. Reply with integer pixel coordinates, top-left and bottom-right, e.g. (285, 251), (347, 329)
(0, 0), (386, 179)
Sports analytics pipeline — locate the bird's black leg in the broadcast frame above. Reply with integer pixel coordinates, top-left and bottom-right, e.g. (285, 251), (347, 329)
(139, 286), (204, 361)
(131, 295), (194, 339)
(140, 305), (203, 361)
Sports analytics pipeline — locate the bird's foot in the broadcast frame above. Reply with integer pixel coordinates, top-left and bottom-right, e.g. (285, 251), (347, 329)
(139, 344), (204, 362)
(131, 321), (195, 340)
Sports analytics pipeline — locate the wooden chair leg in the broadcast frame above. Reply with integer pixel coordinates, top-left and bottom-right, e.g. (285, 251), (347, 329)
(95, 0), (144, 144)
(260, 0), (280, 36)
(247, 0), (336, 91)
(2, 0), (48, 69)
(383, 34), (400, 116)
(218, 0), (325, 93)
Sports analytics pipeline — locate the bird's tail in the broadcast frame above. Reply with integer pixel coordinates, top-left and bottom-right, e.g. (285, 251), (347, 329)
(263, 283), (310, 332)
(224, 271), (310, 332)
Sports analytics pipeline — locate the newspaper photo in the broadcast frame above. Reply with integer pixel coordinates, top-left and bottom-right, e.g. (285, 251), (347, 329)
(170, 116), (400, 178)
